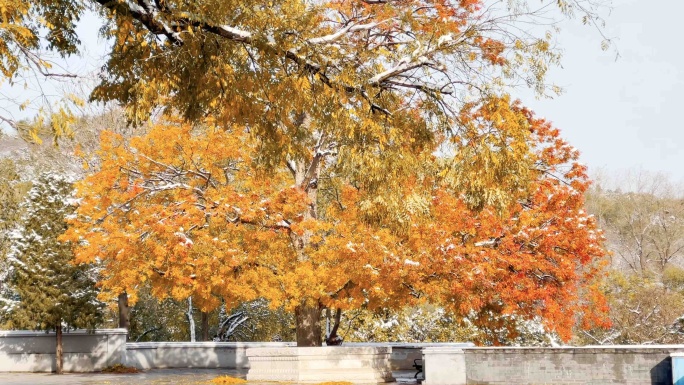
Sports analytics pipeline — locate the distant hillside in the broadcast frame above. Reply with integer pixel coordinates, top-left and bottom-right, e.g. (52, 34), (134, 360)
(0, 136), (28, 158)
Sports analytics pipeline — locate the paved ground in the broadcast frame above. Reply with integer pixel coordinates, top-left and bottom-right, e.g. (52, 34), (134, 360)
(0, 369), (421, 384)
(0, 368), (238, 385)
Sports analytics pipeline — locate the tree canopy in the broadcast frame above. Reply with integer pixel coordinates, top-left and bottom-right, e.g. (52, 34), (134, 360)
(4, 0), (614, 346)
(65, 105), (608, 345)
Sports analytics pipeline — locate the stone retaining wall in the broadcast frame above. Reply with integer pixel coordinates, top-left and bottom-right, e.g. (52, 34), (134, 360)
(246, 346), (394, 383)
(424, 346), (684, 385)
(3, 329), (681, 385)
(0, 331), (464, 373)
(0, 329), (126, 372)
(122, 341), (472, 370)
(123, 341), (294, 369)
(348, 342), (475, 370)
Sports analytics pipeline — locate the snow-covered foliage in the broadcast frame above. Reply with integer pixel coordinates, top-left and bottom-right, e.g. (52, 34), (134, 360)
(213, 298), (293, 342)
(214, 310), (249, 341)
(0, 158), (32, 324)
(3, 173), (103, 331)
(340, 305), (562, 346)
(342, 304), (474, 343)
(129, 293), (293, 343)
(468, 312), (562, 347)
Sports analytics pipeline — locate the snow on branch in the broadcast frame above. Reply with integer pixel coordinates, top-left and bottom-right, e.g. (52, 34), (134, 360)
(307, 18), (391, 45)
(214, 311), (249, 341)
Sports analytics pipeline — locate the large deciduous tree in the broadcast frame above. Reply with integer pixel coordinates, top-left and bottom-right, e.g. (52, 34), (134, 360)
(1, 0), (610, 346)
(64, 1), (612, 347)
(65, 104), (608, 346)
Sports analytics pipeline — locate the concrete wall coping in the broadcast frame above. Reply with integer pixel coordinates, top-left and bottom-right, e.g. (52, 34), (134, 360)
(246, 346), (392, 357)
(126, 341), (294, 349)
(348, 342), (474, 348)
(423, 346), (466, 353)
(125, 341), (474, 349)
(0, 329), (128, 337)
(463, 345), (684, 353)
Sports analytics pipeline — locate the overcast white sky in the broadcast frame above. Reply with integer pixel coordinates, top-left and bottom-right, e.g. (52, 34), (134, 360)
(516, 0), (684, 182)
(1, 0), (683, 182)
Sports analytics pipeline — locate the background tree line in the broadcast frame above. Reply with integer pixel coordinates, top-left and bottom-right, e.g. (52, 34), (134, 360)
(579, 172), (684, 345)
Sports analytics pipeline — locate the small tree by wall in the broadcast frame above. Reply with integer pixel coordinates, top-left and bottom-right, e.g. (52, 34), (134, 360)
(7, 173), (103, 374)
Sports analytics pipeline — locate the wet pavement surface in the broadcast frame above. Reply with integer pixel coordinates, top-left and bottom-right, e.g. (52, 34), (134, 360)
(0, 369), (421, 384)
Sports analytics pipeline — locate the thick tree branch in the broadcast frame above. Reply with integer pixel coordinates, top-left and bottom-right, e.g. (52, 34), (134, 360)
(0, 115), (17, 130)
(91, 0), (450, 116)
(135, 326), (162, 342)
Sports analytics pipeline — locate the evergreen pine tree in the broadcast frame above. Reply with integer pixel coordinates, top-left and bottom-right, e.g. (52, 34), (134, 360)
(7, 173), (102, 374)
(0, 158), (31, 325)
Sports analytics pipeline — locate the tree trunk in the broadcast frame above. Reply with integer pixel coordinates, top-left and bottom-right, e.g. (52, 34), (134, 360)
(187, 296), (196, 342)
(290, 140), (325, 347)
(201, 311), (209, 341)
(325, 308), (343, 345)
(118, 292), (130, 331)
(55, 323), (63, 374)
(295, 302), (322, 346)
